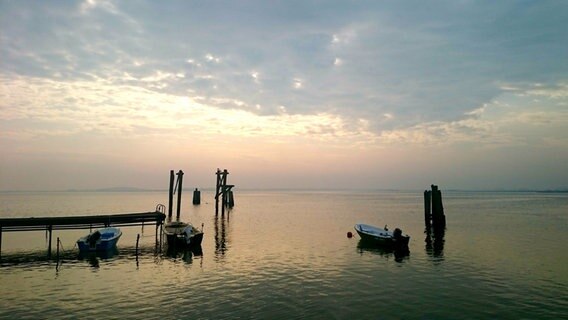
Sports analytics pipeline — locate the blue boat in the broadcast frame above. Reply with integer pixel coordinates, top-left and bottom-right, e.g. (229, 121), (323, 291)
(77, 227), (122, 252)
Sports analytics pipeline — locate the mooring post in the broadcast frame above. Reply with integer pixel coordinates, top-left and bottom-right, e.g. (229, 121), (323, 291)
(136, 234), (140, 254)
(431, 185), (446, 233)
(176, 170), (184, 220)
(215, 169), (221, 215)
(56, 237), (60, 261)
(168, 170), (174, 220)
(193, 188), (201, 205)
(227, 190), (234, 208)
(47, 225), (53, 257)
(424, 190), (432, 230)
(0, 225), (3, 259)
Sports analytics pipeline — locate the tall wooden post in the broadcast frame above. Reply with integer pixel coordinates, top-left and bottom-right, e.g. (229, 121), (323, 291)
(431, 184), (446, 231)
(193, 188), (201, 205)
(168, 170), (174, 220)
(215, 169), (221, 216)
(424, 190), (432, 229)
(227, 191), (234, 208)
(47, 225), (53, 258)
(176, 170), (184, 221)
(0, 225), (2, 259)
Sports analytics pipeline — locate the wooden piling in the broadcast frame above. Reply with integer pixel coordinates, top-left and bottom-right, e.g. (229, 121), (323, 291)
(227, 191), (234, 208)
(431, 185), (446, 231)
(215, 169), (221, 215)
(176, 170), (184, 221)
(424, 185), (446, 234)
(47, 225), (53, 257)
(136, 234), (140, 253)
(168, 170), (174, 220)
(193, 188), (201, 205)
(56, 237), (60, 261)
(424, 190), (432, 229)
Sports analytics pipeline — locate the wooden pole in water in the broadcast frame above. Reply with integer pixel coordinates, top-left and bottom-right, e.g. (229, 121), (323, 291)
(193, 188), (201, 205)
(215, 169), (221, 216)
(56, 237), (60, 261)
(222, 170), (229, 216)
(228, 190), (234, 208)
(431, 185), (446, 233)
(136, 234), (140, 254)
(176, 170), (184, 221)
(47, 225), (53, 257)
(424, 190), (432, 230)
(0, 225), (2, 258)
(168, 170), (174, 220)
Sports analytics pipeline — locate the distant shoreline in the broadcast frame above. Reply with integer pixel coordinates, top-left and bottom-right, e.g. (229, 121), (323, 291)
(1, 188), (567, 193)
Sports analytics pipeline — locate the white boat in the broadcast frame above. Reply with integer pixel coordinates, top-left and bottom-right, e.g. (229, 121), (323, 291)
(164, 221), (203, 247)
(354, 223), (410, 249)
(77, 227), (122, 252)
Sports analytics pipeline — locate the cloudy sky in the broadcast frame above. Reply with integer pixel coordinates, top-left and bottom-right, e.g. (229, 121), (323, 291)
(1, 0), (567, 191)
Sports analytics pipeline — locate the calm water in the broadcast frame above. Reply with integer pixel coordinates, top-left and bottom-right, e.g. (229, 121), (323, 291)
(0, 190), (566, 319)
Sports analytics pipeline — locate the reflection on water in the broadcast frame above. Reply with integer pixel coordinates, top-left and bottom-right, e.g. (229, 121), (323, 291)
(356, 240), (410, 263)
(425, 228), (445, 259)
(1, 191), (567, 319)
(78, 247), (119, 268)
(164, 245), (203, 264)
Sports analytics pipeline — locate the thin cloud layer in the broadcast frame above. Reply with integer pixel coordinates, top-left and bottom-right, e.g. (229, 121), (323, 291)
(3, 1), (566, 127)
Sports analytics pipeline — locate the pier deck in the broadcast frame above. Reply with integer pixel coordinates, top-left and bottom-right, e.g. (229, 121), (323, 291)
(0, 210), (166, 256)
(0, 211), (166, 232)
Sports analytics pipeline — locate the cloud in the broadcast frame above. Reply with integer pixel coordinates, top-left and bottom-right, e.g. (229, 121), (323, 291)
(2, 1), (566, 135)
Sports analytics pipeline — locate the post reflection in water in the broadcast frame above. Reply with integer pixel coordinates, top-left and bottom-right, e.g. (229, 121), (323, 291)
(214, 212), (230, 259)
(425, 228), (445, 259)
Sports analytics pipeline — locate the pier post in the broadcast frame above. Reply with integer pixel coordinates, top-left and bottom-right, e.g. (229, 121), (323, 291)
(168, 170), (174, 220)
(176, 170), (184, 221)
(431, 185), (446, 232)
(0, 225), (2, 258)
(227, 191), (234, 208)
(424, 190), (432, 229)
(193, 188), (201, 205)
(136, 234), (140, 254)
(56, 237), (60, 261)
(47, 225), (53, 257)
(215, 169), (221, 216)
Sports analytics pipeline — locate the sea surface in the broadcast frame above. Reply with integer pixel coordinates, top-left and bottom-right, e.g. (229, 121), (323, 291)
(0, 190), (566, 319)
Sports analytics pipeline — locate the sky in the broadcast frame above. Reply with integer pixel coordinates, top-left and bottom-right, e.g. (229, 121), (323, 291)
(1, 0), (567, 191)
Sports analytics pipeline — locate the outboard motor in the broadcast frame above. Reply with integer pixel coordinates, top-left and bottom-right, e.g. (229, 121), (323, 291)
(393, 228), (402, 240)
(88, 231), (101, 246)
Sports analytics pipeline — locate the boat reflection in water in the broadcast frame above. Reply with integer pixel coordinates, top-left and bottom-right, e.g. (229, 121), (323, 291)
(164, 245), (203, 264)
(78, 247), (119, 268)
(356, 240), (409, 263)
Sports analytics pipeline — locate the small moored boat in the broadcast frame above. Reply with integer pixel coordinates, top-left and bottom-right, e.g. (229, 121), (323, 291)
(77, 227), (122, 252)
(354, 223), (410, 249)
(164, 221), (203, 247)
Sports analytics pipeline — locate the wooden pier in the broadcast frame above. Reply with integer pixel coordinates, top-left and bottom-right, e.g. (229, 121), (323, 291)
(0, 208), (166, 257)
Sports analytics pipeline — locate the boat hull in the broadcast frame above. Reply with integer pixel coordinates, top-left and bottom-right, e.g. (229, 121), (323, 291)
(77, 227), (122, 252)
(354, 224), (410, 249)
(164, 222), (203, 247)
